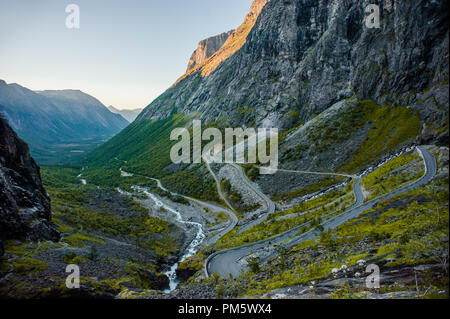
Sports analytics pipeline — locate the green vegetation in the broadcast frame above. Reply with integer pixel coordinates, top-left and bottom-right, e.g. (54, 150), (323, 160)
(63, 233), (106, 248)
(11, 257), (49, 275)
(242, 164), (260, 181)
(215, 186), (353, 250)
(341, 99), (421, 173)
(161, 166), (219, 202)
(247, 257), (261, 273)
(219, 178), (261, 214)
(177, 251), (208, 279)
(0, 165), (187, 298)
(239, 175), (448, 297)
(307, 105), (365, 152)
(273, 185), (352, 220)
(56, 204), (169, 238)
(281, 99), (421, 179)
(61, 252), (89, 264)
(237, 105), (256, 115)
(362, 151), (424, 200)
(82, 114), (219, 202)
(125, 263), (168, 290)
(41, 166), (178, 256)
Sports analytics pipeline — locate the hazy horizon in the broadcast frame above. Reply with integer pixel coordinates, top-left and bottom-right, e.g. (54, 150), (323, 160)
(0, 0), (253, 110)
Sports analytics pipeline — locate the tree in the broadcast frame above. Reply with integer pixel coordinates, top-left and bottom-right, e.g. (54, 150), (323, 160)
(247, 256), (261, 273)
(221, 179), (232, 193)
(275, 244), (290, 269)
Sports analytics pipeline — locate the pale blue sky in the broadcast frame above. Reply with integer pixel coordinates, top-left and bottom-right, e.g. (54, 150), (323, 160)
(0, 0), (253, 109)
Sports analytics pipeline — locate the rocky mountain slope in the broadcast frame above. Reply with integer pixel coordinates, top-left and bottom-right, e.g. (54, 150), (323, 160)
(0, 116), (60, 253)
(96, 0), (448, 203)
(186, 30), (234, 72)
(138, 0), (448, 146)
(0, 81), (129, 164)
(107, 106), (142, 123)
(139, 0), (268, 101)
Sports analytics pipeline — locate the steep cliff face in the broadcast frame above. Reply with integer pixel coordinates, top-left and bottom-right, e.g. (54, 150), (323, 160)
(139, 0), (268, 94)
(0, 117), (59, 249)
(138, 0), (448, 143)
(187, 31), (234, 72)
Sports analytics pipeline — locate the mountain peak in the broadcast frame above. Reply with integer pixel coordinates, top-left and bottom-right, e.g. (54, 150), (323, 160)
(186, 30), (234, 72)
(175, 0), (268, 84)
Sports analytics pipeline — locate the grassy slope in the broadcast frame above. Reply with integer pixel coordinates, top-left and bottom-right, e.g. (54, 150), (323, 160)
(274, 98), (421, 201)
(341, 99), (422, 173)
(41, 166), (177, 256)
(242, 176), (449, 297)
(0, 166), (182, 298)
(83, 114), (219, 202)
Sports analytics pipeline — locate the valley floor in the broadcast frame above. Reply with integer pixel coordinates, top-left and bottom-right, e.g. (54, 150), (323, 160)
(0, 146), (448, 299)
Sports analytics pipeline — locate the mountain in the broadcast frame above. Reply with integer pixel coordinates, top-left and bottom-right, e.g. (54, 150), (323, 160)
(0, 116), (60, 254)
(82, 0), (448, 298)
(0, 81), (129, 164)
(107, 106), (143, 123)
(138, 0), (448, 140)
(95, 0), (448, 194)
(2, 0), (448, 299)
(186, 30), (234, 72)
(36, 90), (128, 133)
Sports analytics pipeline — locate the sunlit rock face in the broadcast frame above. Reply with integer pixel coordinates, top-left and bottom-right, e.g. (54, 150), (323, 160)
(187, 30), (234, 72)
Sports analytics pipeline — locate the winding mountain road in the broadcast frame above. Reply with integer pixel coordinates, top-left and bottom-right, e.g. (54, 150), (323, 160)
(286, 146), (436, 247)
(230, 163), (276, 234)
(205, 146), (436, 278)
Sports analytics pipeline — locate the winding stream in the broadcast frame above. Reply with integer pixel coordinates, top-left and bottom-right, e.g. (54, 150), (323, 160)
(132, 186), (206, 292)
(116, 166), (233, 292)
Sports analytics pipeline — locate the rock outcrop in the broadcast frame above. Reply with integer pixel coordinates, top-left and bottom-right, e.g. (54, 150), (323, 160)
(0, 116), (60, 250)
(137, 0), (448, 144)
(187, 31), (234, 72)
(154, 0), (268, 88)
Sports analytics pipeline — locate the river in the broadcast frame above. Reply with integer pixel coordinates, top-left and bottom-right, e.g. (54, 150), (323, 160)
(131, 186), (206, 292)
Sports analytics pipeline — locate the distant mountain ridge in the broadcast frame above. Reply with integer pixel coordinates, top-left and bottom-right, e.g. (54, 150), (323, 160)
(107, 106), (142, 123)
(0, 80), (129, 164)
